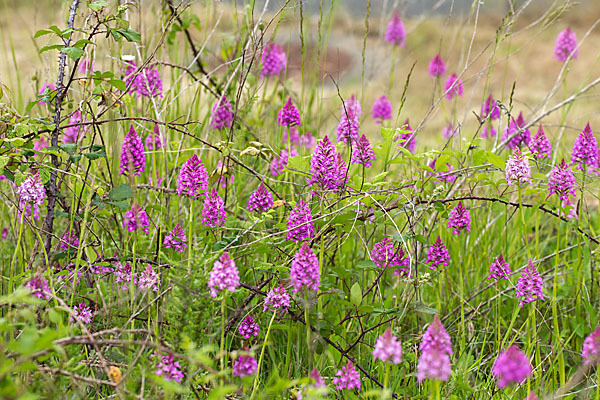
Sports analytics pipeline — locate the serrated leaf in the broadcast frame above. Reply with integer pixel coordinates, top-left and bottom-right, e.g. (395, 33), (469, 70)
(108, 184), (132, 201)
(61, 47), (84, 61)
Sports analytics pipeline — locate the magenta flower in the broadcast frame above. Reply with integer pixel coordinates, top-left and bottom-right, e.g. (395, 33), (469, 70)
(397, 119), (416, 153)
(78, 58), (95, 74)
(372, 328), (403, 364)
(444, 73), (463, 100)
(554, 27), (578, 62)
(530, 125), (551, 159)
(371, 238), (410, 275)
(202, 190), (226, 227)
(270, 146), (298, 176)
(488, 254), (511, 281)
(176, 155), (209, 198)
(516, 259), (544, 307)
(138, 265), (160, 292)
(70, 302), (93, 324)
(120, 125), (146, 177)
(502, 112), (531, 149)
(447, 201), (471, 235)
(332, 361), (361, 390)
(425, 236), (450, 270)
(64, 111), (89, 143)
(263, 285), (290, 313)
(572, 123), (598, 171)
(352, 134), (377, 168)
(115, 261), (136, 290)
(33, 136), (49, 152)
(25, 275), (51, 300)
(278, 97), (301, 127)
(481, 125), (497, 139)
(548, 159), (576, 200)
(248, 182), (274, 213)
(287, 200), (315, 241)
(372, 95), (393, 123)
(428, 159), (457, 184)
(163, 223), (187, 253)
(526, 392), (540, 400)
(123, 204), (150, 234)
(59, 231), (79, 251)
(210, 96), (234, 130)
(282, 126), (302, 146)
(336, 113), (360, 144)
(481, 95), (501, 120)
(303, 131), (316, 149)
(17, 172), (46, 220)
(238, 316), (260, 339)
(124, 62), (163, 98)
(385, 11), (406, 47)
(233, 353), (258, 377)
(428, 54), (446, 77)
(38, 83), (56, 105)
(343, 95), (361, 119)
(310, 368), (326, 387)
(153, 353), (184, 382)
(208, 252), (240, 297)
(582, 328), (600, 365)
(290, 243), (320, 293)
(309, 135), (347, 193)
(417, 315), (452, 382)
(492, 346), (532, 388)
(442, 123), (457, 140)
(505, 148), (531, 186)
(145, 124), (162, 150)
(260, 42), (287, 78)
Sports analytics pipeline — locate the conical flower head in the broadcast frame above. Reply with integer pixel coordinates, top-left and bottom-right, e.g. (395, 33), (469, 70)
(202, 190), (226, 227)
(176, 155), (209, 198)
(124, 204), (150, 234)
(425, 236), (450, 270)
(503, 112), (531, 149)
(336, 114), (360, 144)
(429, 54), (446, 77)
(282, 126), (302, 146)
(260, 42), (287, 78)
(70, 302), (93, 324)
(208, 252), (240, 297)
(505, 148), (531, 186)
(145, 124), (162, 150)
(248, 182), (274, 213)
(582, 327), (600, 365)
(332, 361), (361, 390)
(396, 119), (416, 153)
(309, 135), (347, 193)
(442, 123), (457, 140)
(163, 223), (187, 253)
(287, 201), (314, 241)
(233, 353), (258, 377)
(371, 238), (410, 274)
(64, 111), (90, 143)
(310, 368), (326, 388)
(17, 172), (46, 206)
(447, 201), (471, 235)
(25, 275), (51, 300)
(417, 315), (452, 382)
(385, 11), (406, 46)
(530, 125), (551, 159)
(372, 95), (392, 122)
(444, 73), (463, 100)
(278, 97), (301, 127)
(481, 94), (500, 120)
(548, 159), (576, 200)
(352, 134), (377, 168)
(290, 243), (320, 293)
(343, 95), (362, 119)
(153, 353), (184, 382)
(238, 316), (260, 339)
(373, 328), (403, 364)
(210, 96), (234, 130)
(516, 259), (544, 306)
(572, 123), (598, 171)
(492, 346), (532, 388)
(554, 27), (578, 62)
(138, 265), (160, 292)
(263, 285), (290, 313)
(488, 254), (511, 281)
(120, 125), (146, 177)
(270, 146), (298, 176)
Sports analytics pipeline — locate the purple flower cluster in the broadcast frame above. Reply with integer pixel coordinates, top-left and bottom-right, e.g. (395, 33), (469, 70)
(290, 243), (320, 293)
(248, 182), (274, 212)
(278, 97), (301, 127)
(309, 135), (346, 193)
(372, 328), (402, 364)
(145, 124), (162, 150)
(115, 261), (136, 290)
(17, 172), (46, 220)
(385, 11), (406, 47)
(70, 302), (93, 324)
(310, 368), (326, 387)
(352, 134), (377, 168)
(548, 159), (576, 201)
(332, 361), (361, 390)
(372, 95), (392, 123)
(492, 346), (532, 388)
(263, 285), (290, 313)
(210, 96), (234, 130)
(270, 146), (298, 176)
(480, 94), (500, 139)
(287, 200), (314, 241)
(238, 316), (260, 339)
(120, 125), (146, 177)
(488, 254), (511, 281)
(417, 315), (452, 382)
(554, 27), (578, 62)
(447, 201), (471, 235)
(503, 112), (531, 149)
(208, 252), (240, 297)
(59, 230), (79, 251)
(125, 61), (163, 98)
(582, 328), (600, 365)
(233, 353), (258, 377)
(505, 148), (531, 186)
(397, 119), (416, 153)
(153, 353), (184, 382)
(25, 275), (51, 300)
(516, 259), (544, 307)
(429, 54), (446, 77)
(425, 236), (450, 270)
(428, 159), (457, 184)
(530, 125), (551, 159)
(202, 190), (227, 227)
(442, 123), (457, 140)
(371, 238), (410, 274)
(163, 223), (187, 253)
(260, 42), (287, 78)
(138, 265), (160, 292)
(64, 111), (89, 144)
(177, 155), (209, 198)
(444, 73), (463, 100)
(123, 204), (150, 234)
(572, 123), (598, 171)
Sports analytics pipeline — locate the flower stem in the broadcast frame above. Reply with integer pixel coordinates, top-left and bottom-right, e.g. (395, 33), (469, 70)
(251, 311), (276, 399)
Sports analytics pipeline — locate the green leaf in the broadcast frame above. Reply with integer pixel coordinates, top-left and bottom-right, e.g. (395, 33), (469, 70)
(411, 302), (439, 315)
(83, 150), (106, 160)
(350, 283), (362, 306)
(34, 29), (53, 38)
(114, 28), (141, 43)
(356, 260), (377, 270)
(0, 156), (9, 170)
(39, 44), (63, 54)
(486, 151), (505, 170)
(59, 143), (77, 155)
(108, 79), (126, 91)
(61, 47), (84, 61)
(108, 184), (132, 201)
(89, 0), (109, 11)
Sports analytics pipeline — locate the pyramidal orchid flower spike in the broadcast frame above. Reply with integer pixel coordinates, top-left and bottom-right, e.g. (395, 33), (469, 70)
(554, 27), (578, 62)
(444, 73), (463, 99)
(442, 123), (457, 140)
(233, 352), (258, 377)
(123, 204), (150, 234)
(505, 148), (531, 186)
(385, 11), (406, 47)
(516, 259), (544, 307)
(548, 159), (576, 201)
(25, 275), (51, 300)
(332, 360), (361, 390)
(428, 54), (446, 77)
(530, 125), (551, 159)
(481, 94), (500, 120)
(352, 134), (377, 168)
(572, 123), (598, 171)
(488, 254), (511, 281)
(417, 315), (452, 382)
(260, 42), (287, 78)
(247, 182), (274, 213)
(371, 237), (409, 274)
(492, 346), (532, 388)
(263, 286), (290, 313)
(238, 316), (260, 339)
(153, 353), (184, 382)
(145, 124), (162, 150)
(163, 223), (187, 253)
(287, 200), (315, 241)
(309, 135), (347, 193)
(278, 97), (301, 127)
(372, 95), (392, 123)
(372, 328), (403, 364)
(64, 111), (89, 144)
(397, 119), (416, 153)
(290, 243), (320, 293)
(336, 113), (360, 144)
(447, 201), (471, 235)
(270, 146), (298, 176)
(310, 368), (326, 388)
(582, 327), (600, 365)
(176, 155), (209, 198)
(201, 190), (227, 227)
(425, 236), (450, 270)
(70, 302), (93, 324)
(208, 252), (240, 297)
(138, 265), (160, 292)
(503, 112), (531, 149)
(210, 96), (234, 130)
(119, 125), (146, 177)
